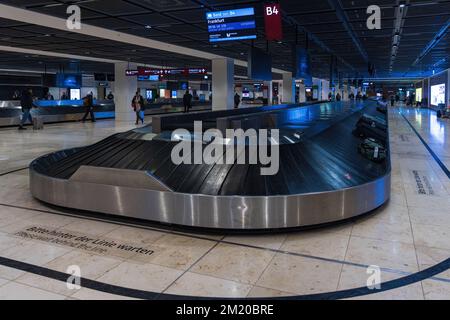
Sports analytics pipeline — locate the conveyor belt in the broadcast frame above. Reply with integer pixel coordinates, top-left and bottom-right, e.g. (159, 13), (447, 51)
(29, 100), (391, 230)
(32, 101), (388, 196)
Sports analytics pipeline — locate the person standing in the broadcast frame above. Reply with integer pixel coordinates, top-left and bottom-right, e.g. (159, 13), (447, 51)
(18, 89), (35, 130)
(234, 92), (241, 109)
(183, 90), (193, 113)
(132, 91), (144, 124)
(81, 94), (96, 122)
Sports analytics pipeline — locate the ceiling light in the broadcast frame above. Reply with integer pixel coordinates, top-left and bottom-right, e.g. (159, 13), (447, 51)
(145, 25), (152, 29)
(399, 4), (405, 8)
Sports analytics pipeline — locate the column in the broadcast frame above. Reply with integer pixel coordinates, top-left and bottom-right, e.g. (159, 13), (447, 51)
(212, 58), (234, 110)
(114, 62), (137, 122)
(298, 83), (306, 102)
(282, 72), (295, 104)
(447, 69), (450, 105)
(265, 81), (273, 105)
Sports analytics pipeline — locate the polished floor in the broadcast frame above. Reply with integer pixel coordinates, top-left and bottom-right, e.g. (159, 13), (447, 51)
(0, 107), (449, 300)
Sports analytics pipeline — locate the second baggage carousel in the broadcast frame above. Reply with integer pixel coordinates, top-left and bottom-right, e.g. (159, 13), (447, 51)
(29, 100), (391, 230)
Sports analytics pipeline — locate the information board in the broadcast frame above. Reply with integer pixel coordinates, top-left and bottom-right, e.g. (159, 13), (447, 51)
(206, 8), (257, 42)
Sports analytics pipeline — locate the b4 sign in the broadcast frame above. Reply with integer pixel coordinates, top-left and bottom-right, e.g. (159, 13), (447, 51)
(264, 3), (283, 41)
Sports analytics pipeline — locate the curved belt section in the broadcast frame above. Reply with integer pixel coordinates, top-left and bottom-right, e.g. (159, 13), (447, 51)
(29, 164), (391, 230)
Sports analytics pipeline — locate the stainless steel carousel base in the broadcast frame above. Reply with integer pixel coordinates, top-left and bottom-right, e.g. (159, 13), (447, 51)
(30, 165), (390, 230)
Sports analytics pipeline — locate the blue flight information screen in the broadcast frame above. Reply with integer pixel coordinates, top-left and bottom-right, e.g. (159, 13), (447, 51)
(206, 8), (257, 42)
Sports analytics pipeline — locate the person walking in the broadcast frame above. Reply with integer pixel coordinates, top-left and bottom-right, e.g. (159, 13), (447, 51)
(81, 94), (96, 122)
(183, 90), (193, 113)
(234, 92), (241, 109)
(18, 89), (35, 130)
(132, 91), (144, 124)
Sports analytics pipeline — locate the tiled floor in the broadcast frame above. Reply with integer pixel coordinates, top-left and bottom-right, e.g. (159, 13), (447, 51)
(0, 107), (449, 300)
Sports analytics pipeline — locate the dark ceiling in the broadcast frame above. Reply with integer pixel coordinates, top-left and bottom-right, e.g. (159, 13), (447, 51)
(0, 0), (448, 80)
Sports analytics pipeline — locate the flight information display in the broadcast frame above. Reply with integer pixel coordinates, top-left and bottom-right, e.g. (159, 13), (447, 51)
(206, 8), (257, 42)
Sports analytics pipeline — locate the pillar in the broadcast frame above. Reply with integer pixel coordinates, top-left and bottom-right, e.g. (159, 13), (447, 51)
(298, 83), (306, 102)
(114, 62), (137, 122)
(447, 69), (450, 105)
(265, 81), (273, 105)
(282, 72), (295, 104)
(212, 58), (234, 110)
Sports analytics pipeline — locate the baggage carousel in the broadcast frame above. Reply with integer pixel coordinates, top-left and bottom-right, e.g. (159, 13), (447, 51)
(29, 100), (391, 230)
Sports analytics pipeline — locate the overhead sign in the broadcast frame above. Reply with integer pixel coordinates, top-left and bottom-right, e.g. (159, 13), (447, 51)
(126, 68), (207, 77)
(206, 7), (257, 42)
(125, 70), (139, 76)
(263, 3), (283, 41)
(248, 47), (272, 81)
(292, 46), (312, 86)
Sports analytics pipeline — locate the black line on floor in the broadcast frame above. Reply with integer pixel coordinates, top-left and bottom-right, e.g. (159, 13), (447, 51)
(5, 201), (450, 284)
(401, 113), (450, 178)
(0, 167), (28, 176)
(0, 255), (448, 300)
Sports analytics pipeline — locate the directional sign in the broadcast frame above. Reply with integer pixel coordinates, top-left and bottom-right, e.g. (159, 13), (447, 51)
(126, 68), (208, 77)
(264, 3), (283, 41)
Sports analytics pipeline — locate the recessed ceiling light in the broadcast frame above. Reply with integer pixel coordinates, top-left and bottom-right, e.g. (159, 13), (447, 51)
(145, 25), (152, 29)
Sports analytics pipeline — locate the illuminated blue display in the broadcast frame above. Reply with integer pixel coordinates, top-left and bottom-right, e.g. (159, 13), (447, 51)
(206, 7), (256, 43)
(206, 8), (254, 20)
(208, 20), (255, 32)
(210, 35), (257, 42)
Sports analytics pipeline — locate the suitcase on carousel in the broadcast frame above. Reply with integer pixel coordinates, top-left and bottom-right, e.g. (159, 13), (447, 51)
(353, 114), (387, 141)
(376, 105), (387, 114)
(358, 138), (387, 163)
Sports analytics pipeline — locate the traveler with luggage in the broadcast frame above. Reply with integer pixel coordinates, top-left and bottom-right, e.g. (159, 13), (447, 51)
(18, 89), (36, 130)
(132, 91), (145, 124)
(183, 90), (193, 113)
(81, 94), (96, 123)
(234, 92), (241, 109)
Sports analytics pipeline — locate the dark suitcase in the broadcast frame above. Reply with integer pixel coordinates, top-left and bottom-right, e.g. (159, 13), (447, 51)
(376, 106), (387, 114)
(357, 114), (387, 130)
(353, 114), (387, 142)
(353, 122), (387, 142)
(32, 116), (44, 130)
(437, 110), (442, 118)
(358, 138), (387, 163)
